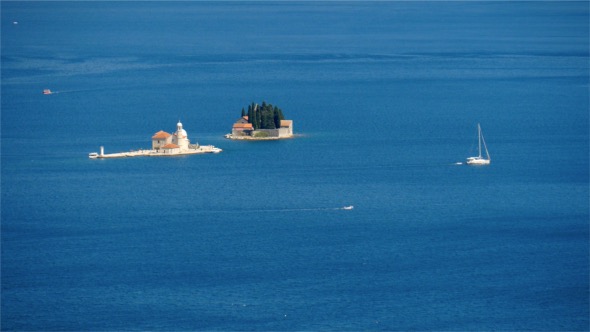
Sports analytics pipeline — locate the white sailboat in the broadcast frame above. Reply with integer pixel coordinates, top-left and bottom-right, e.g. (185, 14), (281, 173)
(466, 123), (491, 165)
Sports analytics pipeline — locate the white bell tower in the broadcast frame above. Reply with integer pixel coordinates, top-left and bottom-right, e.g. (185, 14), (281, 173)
(174, 121), (189, 150)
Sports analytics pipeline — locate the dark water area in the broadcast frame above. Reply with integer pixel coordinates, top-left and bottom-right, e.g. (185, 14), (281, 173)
(2, 2), (588, 330)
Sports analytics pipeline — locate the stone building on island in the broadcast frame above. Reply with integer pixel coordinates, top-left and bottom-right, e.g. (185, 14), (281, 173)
(231, 116), (254, 136)
(230, 116), (294, 139)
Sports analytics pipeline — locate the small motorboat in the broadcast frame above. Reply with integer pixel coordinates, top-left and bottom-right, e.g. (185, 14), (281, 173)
(343, 205), (354, 210)
(43, 89), (53, 95)
(88, 152), (99, 159)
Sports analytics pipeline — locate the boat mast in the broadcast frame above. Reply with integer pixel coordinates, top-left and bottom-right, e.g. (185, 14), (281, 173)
(477, 123), (482, 158)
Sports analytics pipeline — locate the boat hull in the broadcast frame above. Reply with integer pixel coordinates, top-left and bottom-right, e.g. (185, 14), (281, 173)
(466, 157), (490, 165)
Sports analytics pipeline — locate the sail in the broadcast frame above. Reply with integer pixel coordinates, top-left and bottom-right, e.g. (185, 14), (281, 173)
(481, 128), (490, 160)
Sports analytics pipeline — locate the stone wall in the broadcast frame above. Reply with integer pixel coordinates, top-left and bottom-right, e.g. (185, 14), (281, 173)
(251, 129), (279, 137)
(232, 129), (253, 136)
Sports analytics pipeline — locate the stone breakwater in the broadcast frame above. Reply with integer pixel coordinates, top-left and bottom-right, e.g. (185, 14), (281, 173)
(90, 145), (222, 159)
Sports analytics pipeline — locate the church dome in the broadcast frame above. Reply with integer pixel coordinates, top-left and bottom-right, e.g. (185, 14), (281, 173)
(176, 121), (188, 139)
(177, 129), (188, 138)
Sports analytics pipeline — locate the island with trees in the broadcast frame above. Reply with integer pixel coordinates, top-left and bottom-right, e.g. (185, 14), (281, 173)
(226, 101), (294, 140)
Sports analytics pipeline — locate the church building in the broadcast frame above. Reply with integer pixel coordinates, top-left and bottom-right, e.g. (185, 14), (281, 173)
(152, 121), (193, 153)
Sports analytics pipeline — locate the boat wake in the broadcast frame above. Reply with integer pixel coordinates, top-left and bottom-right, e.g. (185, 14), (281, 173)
(43, 87), (127, 95)
(197, 206), (354, 214)
(48, 88), (98, 94)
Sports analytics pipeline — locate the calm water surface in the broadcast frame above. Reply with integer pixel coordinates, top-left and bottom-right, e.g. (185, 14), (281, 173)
(2, 2), (588, 330)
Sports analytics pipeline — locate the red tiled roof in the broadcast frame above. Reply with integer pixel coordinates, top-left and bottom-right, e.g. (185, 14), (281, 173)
(152, 130), (171, 139)
(162, 143), (179, 149)
(280, 120), (292, 127)
(233, 123), (254, 129)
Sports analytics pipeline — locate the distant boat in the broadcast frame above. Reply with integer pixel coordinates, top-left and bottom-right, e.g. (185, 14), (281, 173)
(88, 152), (99, 159)
(343, 205), (354, 210)
(466, 123), (491, 165)
(43, 89), (53, 95)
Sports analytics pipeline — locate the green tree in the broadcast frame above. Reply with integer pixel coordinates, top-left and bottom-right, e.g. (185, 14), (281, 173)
(263, 103), (277, 129)
(277, 107), (285, 120)
(240, 101), (286, 130)
(273, 108), (281, 128)
(255, 104), (262, 129)
(247, 105), (253, 125)
(252, 106), (259, 129)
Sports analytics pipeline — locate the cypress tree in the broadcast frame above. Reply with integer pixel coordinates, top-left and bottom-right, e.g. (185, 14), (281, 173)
(256, 105), (262, 129)
(262, 104), (275, 129)
(273, 108), (281, 129)
(260, 106), (267, 129)
(250, 102), (257, 127)
(247, 106), (253, 124)
(277, 107), (285, 120)
(253, 107), (259, 129)
(240, 101), (286, 130)
(266, 108), (275, 129)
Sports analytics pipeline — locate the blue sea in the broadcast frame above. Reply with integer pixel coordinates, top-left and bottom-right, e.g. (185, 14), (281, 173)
(1, 1), (588, 331)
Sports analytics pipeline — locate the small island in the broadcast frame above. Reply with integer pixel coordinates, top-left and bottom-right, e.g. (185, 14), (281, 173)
(225, 102), (294, 140)
(89, 121), (222, 159)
